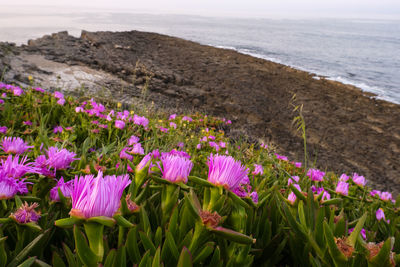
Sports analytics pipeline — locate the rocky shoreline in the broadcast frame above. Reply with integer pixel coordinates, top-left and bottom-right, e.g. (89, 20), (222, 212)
(1, 30), (399, 192)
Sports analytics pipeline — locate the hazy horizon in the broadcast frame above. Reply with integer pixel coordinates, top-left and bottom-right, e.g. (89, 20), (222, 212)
(1, 1), (400, 20)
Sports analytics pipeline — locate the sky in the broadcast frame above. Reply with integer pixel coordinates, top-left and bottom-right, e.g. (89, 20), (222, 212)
(1, 0), (400, 19)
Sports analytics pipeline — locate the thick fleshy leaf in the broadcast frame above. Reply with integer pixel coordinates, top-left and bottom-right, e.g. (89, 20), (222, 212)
(55, 217), (83, 228)
(73, 226), (98, 267)
(210, 227), (255, 245)
(188, 176), (213, 187)
(368, 237), (395, 267)
(126, 226), (141, 264)
(323, 221), (348, 266)
(177, 247), (193, 267)
(87, 216), (116, 227)
(348, 212), (367, 247)
(113, 214), (134, 228)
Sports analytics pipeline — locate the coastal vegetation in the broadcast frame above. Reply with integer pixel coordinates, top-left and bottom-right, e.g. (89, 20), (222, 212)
(0, 82), (399, 266)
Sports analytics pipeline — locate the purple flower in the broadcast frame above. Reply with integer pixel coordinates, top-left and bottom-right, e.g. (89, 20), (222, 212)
(23, 121), (33, 126)
(115, 120), (125, 130)
(288, 184), (301, 205)
(75, 107), (84, 113)
(130, 143), (144, 155)
(157, 154), (193, 183)
(53, 126), (63, 134)
(98, 124), (108, 129)
(252, 164), (264, 175)
(136, 154), (152, 171)
(162, 149), (190, 159)
(275, 153), (288, 161)
(159, 127), (169, 133)
(182, 116), (193, 122)
(133, 115), (149, 128)
(250, 191), (258, 203)
(339, 174), (350, 182)
(207, 154), (249, 191)
(50, 177), (73, 201)
(288, 176), (300, 186)
(45, 146), (78, 170)
(294, 162), (302, 168)
(352, 173), (366, 186)
(1, 137), (33, 154)
(10, 202), (41, 223)
(226, 120), (232, 125)
(57, 98), (66, 105)
(177, 142), (184, 148)
(13, 86), (23, 96)
(0, 126), (8, 134)
(311, 186), (324, 195)
(307, 169), (325, 182)
(169, 114), (177, 120)
(54, 91), (64, 99)
(209, 141), (220, 151)
(70, 171), (131, 219)
(370, 190), (381, 197)
(348, 227), (367, 240)
(335, 181), (349, 196)
(34, 87), (45, 93)
(322, 191), (331, 201)
(219, 141), (226, 148)
(0, 155), (38, 178)
(196, 144), (202, 150)
(208, 135), (216, 141)
(170, 122), (177, 129)
(380, 192), (393, 202)
(0, 175), (28, 199)
(376, 208), (386, 221)
(128, 135), (140, 146)
(120, 147), (133, 161)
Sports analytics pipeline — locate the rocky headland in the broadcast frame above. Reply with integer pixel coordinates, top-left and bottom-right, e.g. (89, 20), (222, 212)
(1, 30), (399, 192)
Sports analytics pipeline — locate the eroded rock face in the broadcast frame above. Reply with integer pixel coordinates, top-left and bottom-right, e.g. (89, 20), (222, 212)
(1, 30), (399, 192)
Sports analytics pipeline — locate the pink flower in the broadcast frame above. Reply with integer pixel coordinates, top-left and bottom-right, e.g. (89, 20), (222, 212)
(208, 135), (216, 141)
(182, 116), (192, 122)
(120, 147), (133, 161)
(250, 191), (258, 203)
(207, 154), (249, 191)
(335, 181), (349, 196)
(98, 124), (108, 129)
(209, 141), (220, 151)
(0, 175), (28, 199)
(159, 127), (169, 133)
(0, 126), (8, 134)
(275, 153), (288, 161)
(376, 208), (386, 221)
(219, 141), (226, 148)
(294, 162), (302, 168)
(288, 184), (301, 205)
(57, 98), (65, 105)
(196, 144), (202, 150)
(370, 190), (381, 197)
(53, 126), (63, 134)
(307, 169), (325, 182)
(133, 115), (149, 128)
(50, 177), (73, 201)
(352, 173), (366, 186)
(157, 154), (193, 183)
(1, 137), (33, 154)
(170, 122), (177, 129)
(33, 87), (45, 93)
(339, 174), (350, 182)
(380, 192), (393, 202)
(0, 155), (38, 178)
(130, 143), (144, 155)
(75, 107), (84, 113)
(136, 154), (152, 171)
(23, 121), (33, 126)
(54, 91), (64, 99)
(128, 135), (140, 145)
(70, 172), (131, 219)
(226, 120), (232, 125)
(115, 120), (125, 130)
(169, 114), (177, 120)
(288, 176), (300, 185)
(10, 202), (41, 223)
(45, 146), (78, 170)
(177, 142), (184, 148)
(13, 86), (23, 96)
(252, 164), (264, 175)
(348, 228), (367, 240)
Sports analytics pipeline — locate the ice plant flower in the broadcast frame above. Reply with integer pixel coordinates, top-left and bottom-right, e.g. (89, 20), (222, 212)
(207, 154), (249, 191)
(288, 184), (301, 205)
(307, 168), (325, 182)
(50, 177), (73, 201)
(57, 98), (66, 105)
(120, 147), (134, 161)
(169, 114), (177, 120)
(157, 154), (193, 183)
(23, 120), (33, 126)
(115, 120), (125, 130)
(275, 153), (288, 161)
(54, 91), (64, 99)
(196, 144), (202, 149)
(130, 143), (144, 155)
(380, 192), (393, 202)
(376, 208), (386, 221)
(170, 122), (177, 129)
(45, 146), (78, 170)
(182, 116), (193, 122)
(288, 176), (300, 186)
(339, 174), (350, 182)
(252, 164), (264, 175)
(128, 135), (140, 145)
(352, 173), (366, 186)
(1, 136), (33, 154)
(0, 155), (38, 178)
(0, 126), (8, 134)
(0, 175), (28, 199)
(70, 171), (131, 219)
(133, 115), (149, 128)
(348, 228), (367, 240)
(136, 154), (152, 172)
(294, 162), (302, 168)
(53, 126), (63, 134)
(335, 181), (349, 196)
(10, 202), (41, 224)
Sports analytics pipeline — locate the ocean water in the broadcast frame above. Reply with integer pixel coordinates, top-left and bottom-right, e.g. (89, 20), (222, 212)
(1, 8), (399, 104)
